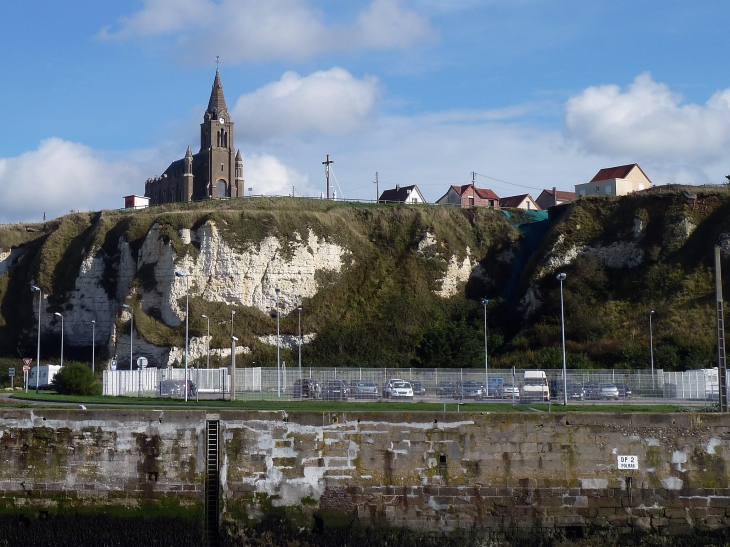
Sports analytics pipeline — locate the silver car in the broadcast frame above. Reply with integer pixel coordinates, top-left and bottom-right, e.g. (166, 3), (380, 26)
(599, 383), (619, 400)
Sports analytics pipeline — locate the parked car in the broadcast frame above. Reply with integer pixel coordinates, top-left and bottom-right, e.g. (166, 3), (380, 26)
(551, 380), (585, 401)
(615, 383), (632, 398)
(456, 381), (484, 400)
(598, 383), (620, 400)
(407, 380), (426, 396)
(159, 379), (196, 398)
(322, 380), (349, 401)
(383, 378), (405, 399)
(352, 380), (379, 399)
(292, 379), (321, 399)
(584, 383), (601, 400)
(497, 384), (520, 399)
(437, 381), (457, 397)
(388, 380), (414, 400)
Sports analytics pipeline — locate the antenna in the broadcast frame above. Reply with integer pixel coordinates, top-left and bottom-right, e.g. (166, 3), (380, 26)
(322, 155), (334, 200)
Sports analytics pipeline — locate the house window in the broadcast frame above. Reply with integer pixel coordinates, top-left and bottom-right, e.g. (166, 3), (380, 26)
(605, 185), (612, 194)
(411, 198), (417, 204)
(579, 189), (586, 197)
(638, 183), (645, 190)
(489, 200), (494, 207)
(595, 186), (600, 193)
(526, 201), (531, 210)
(469, 196), (475, 206)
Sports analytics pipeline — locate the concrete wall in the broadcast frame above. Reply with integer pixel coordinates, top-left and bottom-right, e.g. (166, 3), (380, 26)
(1, 409), (730, 539)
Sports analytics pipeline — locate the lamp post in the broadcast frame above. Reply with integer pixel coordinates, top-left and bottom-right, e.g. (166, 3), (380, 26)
(275, 286), (281, 397)
(91, 320), (96, 375)
(175, 271), (190, 403)
(201, 314), (210, 369)
(297, 306), (302, 386)
(556, 272), (568, 406)
(54, 312), (64, 367)
(482, 299), (489, 398)
(649, 310), (655, 392)
(231, 335), (238, 402)
(31, 286), (42, 394)
(121, 304), (133, 370)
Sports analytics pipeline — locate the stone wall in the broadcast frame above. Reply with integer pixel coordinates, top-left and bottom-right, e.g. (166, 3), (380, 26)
(2, 409), (730, 540)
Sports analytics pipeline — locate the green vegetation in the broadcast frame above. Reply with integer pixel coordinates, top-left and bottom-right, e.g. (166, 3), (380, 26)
(0, 189), (729, 375)
(50, 362), (102, 396)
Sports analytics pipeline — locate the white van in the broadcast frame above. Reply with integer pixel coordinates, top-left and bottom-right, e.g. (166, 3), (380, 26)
(29, 365), (62, 389)
(521, 370), (550, 401)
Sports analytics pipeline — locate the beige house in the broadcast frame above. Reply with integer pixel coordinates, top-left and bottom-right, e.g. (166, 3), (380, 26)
(575, 164), (652, 198)
(499, 194), (540, 211)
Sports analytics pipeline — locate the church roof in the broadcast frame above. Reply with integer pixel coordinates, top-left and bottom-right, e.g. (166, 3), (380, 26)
(207, 70), (229, 117)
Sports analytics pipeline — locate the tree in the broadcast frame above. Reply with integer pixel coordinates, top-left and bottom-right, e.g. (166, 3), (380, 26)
(51, 362), (101, 396)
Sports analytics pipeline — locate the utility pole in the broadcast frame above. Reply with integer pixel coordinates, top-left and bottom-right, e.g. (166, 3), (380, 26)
(322, 155), (334, 200)
(472, 171), (476, 185)
(374, 172), (379, 203)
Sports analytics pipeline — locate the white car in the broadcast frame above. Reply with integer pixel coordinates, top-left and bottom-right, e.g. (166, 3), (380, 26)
(389, 381), (414, 399)
(383, 378), (406, 398)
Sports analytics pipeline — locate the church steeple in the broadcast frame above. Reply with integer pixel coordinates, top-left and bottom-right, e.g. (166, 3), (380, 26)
(205, 70), (229, 121)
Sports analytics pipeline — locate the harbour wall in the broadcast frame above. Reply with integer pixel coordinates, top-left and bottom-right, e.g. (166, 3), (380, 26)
(0, 409), (729, 539)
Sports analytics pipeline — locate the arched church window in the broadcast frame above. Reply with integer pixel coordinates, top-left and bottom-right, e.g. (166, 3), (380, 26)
(217, 180), (228, 198)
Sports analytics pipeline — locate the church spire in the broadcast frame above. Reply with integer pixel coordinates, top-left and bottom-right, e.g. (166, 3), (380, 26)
(206, 69), (229, 119)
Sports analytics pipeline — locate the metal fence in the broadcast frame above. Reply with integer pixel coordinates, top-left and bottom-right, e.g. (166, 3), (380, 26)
(102, 365), (721, 403)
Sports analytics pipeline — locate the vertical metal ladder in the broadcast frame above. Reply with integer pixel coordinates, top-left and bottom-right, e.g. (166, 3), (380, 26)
(718, 302), (728, 412)
(205, 420), (220, 546)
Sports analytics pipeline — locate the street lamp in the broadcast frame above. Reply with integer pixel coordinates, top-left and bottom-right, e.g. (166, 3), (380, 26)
(31, 286), (42, 394)
(201, 314), (210, 369)
(649, 310), (655, 392)
(556, 272), (568, 406)
(231, 335), (239, 402)
(121, 304), (133, 370)
(91, 320), (96, 375)
(54, 312), (64, 367)
(297, 306), (302, 387)
(275, 286), (281, 397)
(175, 271), (190, 403)
(482, 299), (489, 398)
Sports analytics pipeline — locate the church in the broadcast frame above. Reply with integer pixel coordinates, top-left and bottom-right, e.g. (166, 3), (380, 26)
(144, 70), (244, 205)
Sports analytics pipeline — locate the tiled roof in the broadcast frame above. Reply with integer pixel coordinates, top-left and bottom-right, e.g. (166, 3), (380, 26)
(543, 189), (576, 201)
(590, 163), (651, 183)
(449, 184), (499, 200)
(499, 194), (531, 208)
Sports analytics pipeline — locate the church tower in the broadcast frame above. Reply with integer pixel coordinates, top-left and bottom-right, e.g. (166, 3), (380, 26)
(201, 70), (235, 199)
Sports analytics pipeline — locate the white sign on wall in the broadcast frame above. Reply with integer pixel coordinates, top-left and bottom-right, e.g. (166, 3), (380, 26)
(617, 455), (638, 470)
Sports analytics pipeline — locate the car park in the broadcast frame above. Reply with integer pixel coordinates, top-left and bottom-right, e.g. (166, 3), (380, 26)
(292, 379), (321, 399)
(352, 380), (378, 399)
(322, 380), (349, 401)
(388, 380), (414, 399)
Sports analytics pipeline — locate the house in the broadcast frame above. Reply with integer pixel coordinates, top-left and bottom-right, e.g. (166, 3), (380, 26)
(575, 164), (652, 198)
(378, 185), (427, 204)
(436, 184), (499, 209)
(123, 195), (150, 209)
(499, 194), (540, 210)
(535, 187), (575, 210)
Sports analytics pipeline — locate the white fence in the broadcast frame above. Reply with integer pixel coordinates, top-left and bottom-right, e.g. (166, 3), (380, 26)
(102, 365), (722, 402)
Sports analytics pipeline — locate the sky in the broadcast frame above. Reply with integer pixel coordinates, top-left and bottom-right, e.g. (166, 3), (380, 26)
(2, 0), (730, 222)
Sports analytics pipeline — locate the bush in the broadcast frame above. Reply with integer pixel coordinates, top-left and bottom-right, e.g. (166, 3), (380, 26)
(51, 362), (101, 396)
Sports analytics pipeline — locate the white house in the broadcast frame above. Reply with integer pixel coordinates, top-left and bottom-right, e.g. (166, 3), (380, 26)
(575, 164), (652, 198)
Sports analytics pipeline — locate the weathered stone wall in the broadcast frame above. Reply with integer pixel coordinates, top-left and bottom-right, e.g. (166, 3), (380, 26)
(2, 409), (730, 539)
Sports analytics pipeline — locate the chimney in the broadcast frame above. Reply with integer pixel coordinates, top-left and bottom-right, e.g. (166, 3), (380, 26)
(395, 184), (400, 191)
(553, 186), (557, 206)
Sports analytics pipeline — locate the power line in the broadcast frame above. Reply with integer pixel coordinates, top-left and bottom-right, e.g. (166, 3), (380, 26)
(474, 172), (543, 192)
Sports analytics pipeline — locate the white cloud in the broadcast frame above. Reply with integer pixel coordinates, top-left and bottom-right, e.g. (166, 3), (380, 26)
(565, 72), (730, 162)
(232, 68), (379, 141)
(0, 139), (139, 223)
(99, 0), (432, 63)
(242, 153), (312, 197)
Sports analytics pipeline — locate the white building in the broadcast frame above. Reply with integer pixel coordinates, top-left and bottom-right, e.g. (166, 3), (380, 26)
(575, 164), (652, 198)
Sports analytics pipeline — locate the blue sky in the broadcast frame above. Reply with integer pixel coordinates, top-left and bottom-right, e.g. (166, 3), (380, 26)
(1, 0), (730, 222)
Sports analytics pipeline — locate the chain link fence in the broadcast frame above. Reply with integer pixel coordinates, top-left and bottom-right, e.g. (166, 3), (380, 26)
(102, 365), (720, 404)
